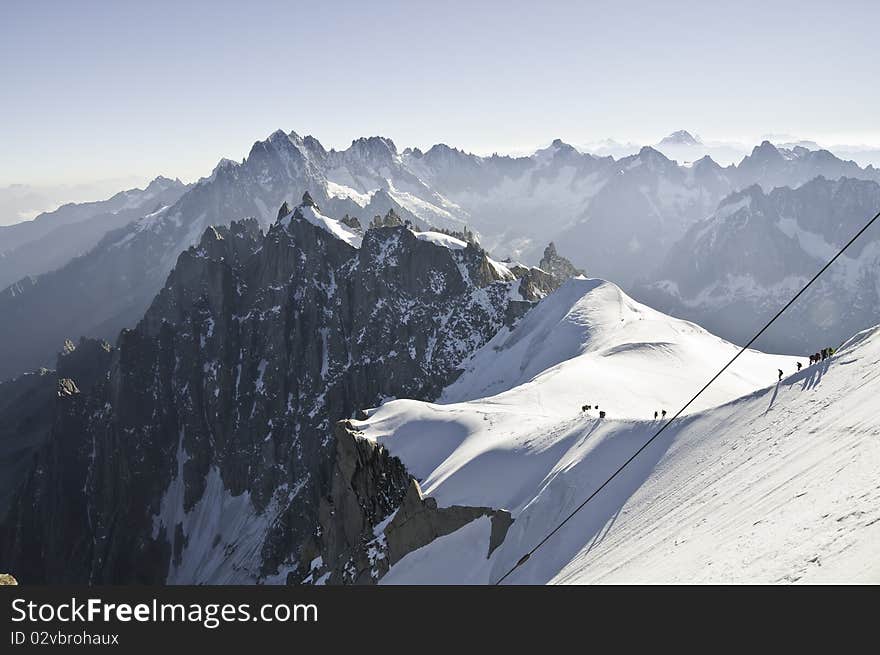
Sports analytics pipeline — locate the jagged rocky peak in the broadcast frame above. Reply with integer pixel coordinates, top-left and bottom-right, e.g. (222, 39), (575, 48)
(145, 175), (186, 192)
(549, 138), (578, 153)
(267, 128), (294, 145)
(346, 136), (398, 162)
(539, 242), (585, 284)
(637, 145), (671, 164)
(369, 208), (404, 229)
(548, 139), (583, 161)
(192, 218), (263, 262)
(749, 140), (783, 161)
(340, 214), (362, 232)
(533, 138), (581, 163)
(693, 154), (722, 171)
(241, 129), (313, 177)
(421, 143), (483, 172)
(719, 183), (765, 210)
(301, 191), (318, 209)
(302, 135), (328, 159)
(209, 157), (241, 179)
(501, 243), (583, 303)
(277, 201), (292, 220)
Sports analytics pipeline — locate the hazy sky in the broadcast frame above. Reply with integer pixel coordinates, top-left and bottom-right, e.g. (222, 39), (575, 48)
(2, 0), (878, 186)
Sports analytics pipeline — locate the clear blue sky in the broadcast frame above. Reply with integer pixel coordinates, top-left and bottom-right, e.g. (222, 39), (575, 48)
(2, 0), (877, 185)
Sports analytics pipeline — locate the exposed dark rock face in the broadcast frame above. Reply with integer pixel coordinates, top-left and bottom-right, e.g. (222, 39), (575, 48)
(301, 421), (514, 585)
(340, 215), (363, 232)
(384, 479), (513, 565)
(368, 208), (404, 229)
(0, 202), (535, 584)
(276, 201), (291, 220)
(510, 265), (558, 302)
(0, 370), (56, 521)
(0, 335), (114, 531)
(307, 421), (412, 584)
(301, 191), (318, 208)
(507, 249), (582, 301)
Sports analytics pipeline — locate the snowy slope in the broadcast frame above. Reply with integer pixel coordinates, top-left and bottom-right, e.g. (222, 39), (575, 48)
(356, 279), (879, 583)
(441, 277), (792, 412)
(281, 204), (363, 248)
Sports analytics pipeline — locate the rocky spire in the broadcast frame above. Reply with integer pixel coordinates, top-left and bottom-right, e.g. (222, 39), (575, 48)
(340, 214), (363, 232)
(301, 191), (318, 209)
(276, 201), (291, 221)
(539, 242), (584, 284)
(369, 208), (403, 229)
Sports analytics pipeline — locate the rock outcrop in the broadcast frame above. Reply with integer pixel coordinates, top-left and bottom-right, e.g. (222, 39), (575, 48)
(384, 479), (513, 564)
(539, 242), (585, 283)
(299, 421), (513, 584)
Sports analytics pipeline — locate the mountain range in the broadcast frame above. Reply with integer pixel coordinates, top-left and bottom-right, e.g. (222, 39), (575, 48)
(0, 176), (188, 289)
(634, 176), (880, 353)
(2, 128), (880, 381)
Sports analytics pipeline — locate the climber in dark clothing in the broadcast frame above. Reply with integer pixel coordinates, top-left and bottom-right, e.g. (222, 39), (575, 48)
(654, 411), (658, 420)
(796, 361), (802, 372)
(778, 369), (783, 381)
(661, 410), (667, 419)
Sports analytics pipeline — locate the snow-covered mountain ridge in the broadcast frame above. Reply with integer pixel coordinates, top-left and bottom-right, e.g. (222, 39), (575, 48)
(353, 279), (880, 583)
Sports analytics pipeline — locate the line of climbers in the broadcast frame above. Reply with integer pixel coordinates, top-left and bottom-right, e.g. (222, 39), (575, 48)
(581, 404), (670, 421)
(807, 346), (836, 366)
(583, 346), (840, 420)
(581, 404), (606, 419)
(781, 346), (836, 381)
